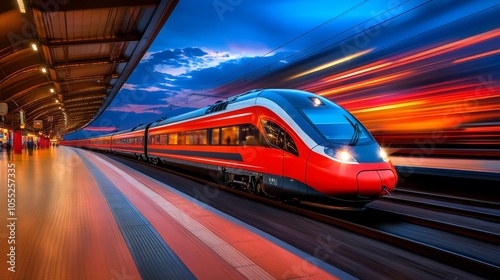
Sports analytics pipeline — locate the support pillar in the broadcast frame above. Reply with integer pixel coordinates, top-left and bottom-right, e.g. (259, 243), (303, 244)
(13, 130), (22, 154)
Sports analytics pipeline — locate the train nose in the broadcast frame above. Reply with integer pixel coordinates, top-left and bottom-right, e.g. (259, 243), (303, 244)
(356, 170), (396, 197)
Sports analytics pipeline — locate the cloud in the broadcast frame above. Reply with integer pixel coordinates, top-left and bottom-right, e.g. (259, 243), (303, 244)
(138, 86), (169, 92)
(82, 126), (117, 132)
(121, 83), (137, 90)
(146, 47), (245, 77)
(107, 104), (170, 114)
(117, 47), (294, 109)
(158, 89), (222, 108)
(123, 83), (169, 92)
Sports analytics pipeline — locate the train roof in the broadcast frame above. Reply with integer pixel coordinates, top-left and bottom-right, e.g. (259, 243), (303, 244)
(71, 89), (335, 140)
(150, 89), (331, 129)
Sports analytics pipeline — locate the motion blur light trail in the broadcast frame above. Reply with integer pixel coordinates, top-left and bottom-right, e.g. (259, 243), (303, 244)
(65, 1), (498, 161)
(293, 28), (500, 154)
(454, 49), (500, 64)
(289, 48), (374, 80)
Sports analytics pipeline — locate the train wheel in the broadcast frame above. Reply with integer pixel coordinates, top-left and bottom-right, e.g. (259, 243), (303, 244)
(247, 176), (257, 194)
(151, 157), (159, 165)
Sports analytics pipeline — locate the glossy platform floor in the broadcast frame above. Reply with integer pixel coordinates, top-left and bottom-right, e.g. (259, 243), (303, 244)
(0, 147), (348, 280)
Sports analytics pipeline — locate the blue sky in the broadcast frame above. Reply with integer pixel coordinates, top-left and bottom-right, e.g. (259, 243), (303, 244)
(65, 0), (500, 139)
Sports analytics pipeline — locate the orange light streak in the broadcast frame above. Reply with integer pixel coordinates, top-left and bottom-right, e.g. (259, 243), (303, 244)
(453, 49), (500, 63)
(396, 28), (500, 64)
(324, 62), (392, 83)
(290, 28), (500, 150)
(352, 101), (425, 113)
(318, 71), (412, 96)
(289, 48), (373, 80)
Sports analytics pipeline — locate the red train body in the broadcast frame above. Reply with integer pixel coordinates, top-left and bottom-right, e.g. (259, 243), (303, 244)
(61, 89), (398, 209)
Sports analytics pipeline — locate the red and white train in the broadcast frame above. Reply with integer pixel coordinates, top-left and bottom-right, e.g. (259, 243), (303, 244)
(61, 89), (397, 209)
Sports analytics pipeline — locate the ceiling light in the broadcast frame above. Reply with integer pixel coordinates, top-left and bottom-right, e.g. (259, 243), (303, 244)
(17, 0), (26, 13)
(50, 88), (55, 93)
(55, 100), (59, 103)
(31, 43), (38, 51)
(41, 67), (47, 73)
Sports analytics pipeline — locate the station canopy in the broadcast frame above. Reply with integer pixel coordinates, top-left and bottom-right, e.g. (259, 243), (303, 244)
(0, 0), (178, 137)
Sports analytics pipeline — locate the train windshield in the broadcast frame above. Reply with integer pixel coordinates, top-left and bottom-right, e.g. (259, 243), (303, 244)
(302, 107), (373, 145)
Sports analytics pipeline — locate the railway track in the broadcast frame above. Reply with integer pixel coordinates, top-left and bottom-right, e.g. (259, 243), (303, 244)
(106, 153), (500, 278)
(381, 188), (500, 222)
(365, 204), (500, 245)
(174, 171), (500, 277)
(203, 183), (500, 278)
(393, 188), (500, 209)
(230, 189), (500, 278)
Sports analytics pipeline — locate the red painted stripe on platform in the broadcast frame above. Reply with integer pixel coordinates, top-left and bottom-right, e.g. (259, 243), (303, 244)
(82, 151), (245, 279)
(83, 151), (339, 279)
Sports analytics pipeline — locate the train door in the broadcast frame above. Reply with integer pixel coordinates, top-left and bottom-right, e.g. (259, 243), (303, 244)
(282, 132), (303, 197)
(143, 123), (152, 161)
(261, 119), (285, 196)
(261, 120), (303, 197)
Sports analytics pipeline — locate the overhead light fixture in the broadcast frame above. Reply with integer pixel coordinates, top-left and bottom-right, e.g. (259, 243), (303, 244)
(17, 0), (26, 13)
(55, 100), (59, 103)
(50, 88), (55, 93)
(41, 67), (47, 73)
(31, 43), (38, 51)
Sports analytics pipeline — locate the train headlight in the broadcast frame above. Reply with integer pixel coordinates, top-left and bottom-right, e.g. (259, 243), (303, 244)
(324, 146), (357, 164)
(379, 148), (389, 162)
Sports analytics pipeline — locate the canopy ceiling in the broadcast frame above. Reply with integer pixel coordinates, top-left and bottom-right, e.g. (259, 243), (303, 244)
(0, 0), (178, 137)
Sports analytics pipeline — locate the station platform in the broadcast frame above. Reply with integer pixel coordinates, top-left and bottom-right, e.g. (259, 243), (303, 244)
(0, 147), (348, 280)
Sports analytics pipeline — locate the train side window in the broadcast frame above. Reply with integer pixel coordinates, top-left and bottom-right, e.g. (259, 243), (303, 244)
(241, 124), (267, 146)
(168, 133), (183, 145)
(261, 120), (282, 148)
(185, 131), (193, 144)
(196, 130), (207, 145)
(160, 135), (168, 145)
(261, 120), (298, 156)
(277, 130), (285, 149)
(221, 126), (239, 145)
(179, 132), (185, 145)
(149, 135), (159, 145)
(185, 130), (207, 145)
(285, 134), (299, 156)
(211, 128), (220, 145)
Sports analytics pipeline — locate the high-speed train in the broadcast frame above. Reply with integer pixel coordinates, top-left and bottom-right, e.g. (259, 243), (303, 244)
(61, 89), (398, 209)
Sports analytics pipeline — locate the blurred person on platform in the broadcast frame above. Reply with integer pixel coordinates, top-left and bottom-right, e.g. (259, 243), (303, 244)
(27, 137), (34, 155)
(5, 139), (12, 160)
